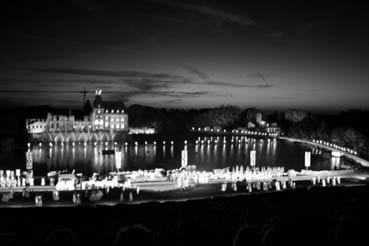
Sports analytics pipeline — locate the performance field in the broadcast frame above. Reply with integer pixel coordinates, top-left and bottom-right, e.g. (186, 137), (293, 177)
(0, 167), (368, 206)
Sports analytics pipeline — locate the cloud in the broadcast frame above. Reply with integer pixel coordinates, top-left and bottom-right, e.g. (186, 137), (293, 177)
(0, 90), (88, 94)
(181, 65), (209, 79)
(248, 73), (267, 82)
(34, 67), (274, 90)
(35, 67), (185, 80)
(158, 99), (182, 105)
(33, 67), (193, 92)
(204, 80), (274, 88)
(105, 90), (213, 105)
(169, 91), (211, 98)
(122, 78), (173, 91)
(11, 67), (274, 106)
(150, 0), (258, 27)
(131, 90), (211, 98)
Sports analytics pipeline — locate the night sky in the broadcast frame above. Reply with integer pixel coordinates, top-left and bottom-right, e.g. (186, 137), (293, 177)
(0, 0), (368, 110)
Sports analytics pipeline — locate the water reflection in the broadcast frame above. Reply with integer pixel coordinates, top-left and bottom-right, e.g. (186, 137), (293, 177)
(162, 145), (166, 158)
(206, 144), (210, 161)
(10, 137), (353, 176)
(222, 143), (226, 162)
(331, 156), (340, 170)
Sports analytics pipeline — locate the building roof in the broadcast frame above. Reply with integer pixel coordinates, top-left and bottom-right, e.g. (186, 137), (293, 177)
(93, 91), (126, 110)
(93, 94), (103, 108)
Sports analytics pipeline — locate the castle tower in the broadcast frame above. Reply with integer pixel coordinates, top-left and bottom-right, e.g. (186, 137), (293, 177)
(92, 89), (104, 131)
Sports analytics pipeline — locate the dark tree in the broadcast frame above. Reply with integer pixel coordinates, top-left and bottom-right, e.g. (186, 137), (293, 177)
(83, 100), (92, 115)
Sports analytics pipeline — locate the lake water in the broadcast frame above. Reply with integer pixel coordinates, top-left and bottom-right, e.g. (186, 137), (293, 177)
(0, 135), (355, 177)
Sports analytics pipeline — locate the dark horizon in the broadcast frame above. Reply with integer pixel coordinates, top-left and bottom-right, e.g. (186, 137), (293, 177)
(1, 0), (368, 110)
(2, 90), (369, 113)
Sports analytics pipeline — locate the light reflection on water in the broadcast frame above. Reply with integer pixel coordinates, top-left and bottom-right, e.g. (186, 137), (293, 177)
(0, 136), (356, 176)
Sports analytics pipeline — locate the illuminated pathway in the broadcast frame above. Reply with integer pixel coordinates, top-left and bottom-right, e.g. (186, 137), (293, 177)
(279, 137), (369, 168)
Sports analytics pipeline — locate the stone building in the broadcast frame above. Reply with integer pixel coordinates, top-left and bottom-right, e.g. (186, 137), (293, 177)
(26, 119), (47, 134)
(26, 90), (128, 142)
(91, 90), (128, 131)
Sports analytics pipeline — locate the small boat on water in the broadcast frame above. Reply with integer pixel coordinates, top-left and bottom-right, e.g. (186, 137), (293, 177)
(102, 149), (115, 155)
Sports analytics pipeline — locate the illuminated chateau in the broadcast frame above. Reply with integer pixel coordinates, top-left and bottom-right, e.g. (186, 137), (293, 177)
(26, 90), (128, 142)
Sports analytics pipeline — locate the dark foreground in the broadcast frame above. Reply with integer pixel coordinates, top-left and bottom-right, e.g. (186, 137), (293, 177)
(1, 184), (369, 246)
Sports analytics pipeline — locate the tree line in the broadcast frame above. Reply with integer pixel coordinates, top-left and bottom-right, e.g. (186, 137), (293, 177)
(1, 105), (369, 157)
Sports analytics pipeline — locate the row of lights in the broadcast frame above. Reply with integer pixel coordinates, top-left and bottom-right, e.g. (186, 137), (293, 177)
(97, 109), (125, 114)
(28, 137), (277, 149)
(232, 129), (278, 138)
(191, 127), (278, 138)
(194, 138), (276, 145)
(191, 127), (226, 133)
(29, 140), (179, 148)
(312, 139), (358, 155)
